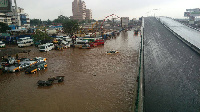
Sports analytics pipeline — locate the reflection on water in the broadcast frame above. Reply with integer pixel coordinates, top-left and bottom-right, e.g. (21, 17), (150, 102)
(0, 31), (140, 112)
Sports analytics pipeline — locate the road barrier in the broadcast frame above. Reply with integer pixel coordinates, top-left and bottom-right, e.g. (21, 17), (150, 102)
(156, 17), (200, 54)
(134, 17), (144, 112)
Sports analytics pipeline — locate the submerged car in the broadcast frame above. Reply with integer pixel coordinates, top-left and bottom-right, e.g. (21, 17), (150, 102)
(55, 45), (64, 50)
(106, 50), (119, 54)
(37, 80), (53, 86)
(25, 66), (38, 74)
(19, 63), (31, 70)
(35, 62), (47, 71)
(7, 64), (20, 73)
(48, 76), (65, 83)
(79, 44), (90, 49)
(32, 57), (47, 62)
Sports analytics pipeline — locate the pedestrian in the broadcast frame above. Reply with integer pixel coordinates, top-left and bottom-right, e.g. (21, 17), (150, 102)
(16, 54), (18, 59)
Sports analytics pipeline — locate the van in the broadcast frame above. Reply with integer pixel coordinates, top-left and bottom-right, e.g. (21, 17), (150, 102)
(39, 44), (50, 52)
(46, 43), (54, 50)
(17, 37), (34, 47)
(74, 40), (89, 47)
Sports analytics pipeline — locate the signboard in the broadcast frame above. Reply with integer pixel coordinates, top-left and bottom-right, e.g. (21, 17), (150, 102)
(0, 0), (12, 12)
(190, 11), (200, 16)
(186, 8), (200, 12)
(121, 17), (129, 28)
(184, 11), (200, 17)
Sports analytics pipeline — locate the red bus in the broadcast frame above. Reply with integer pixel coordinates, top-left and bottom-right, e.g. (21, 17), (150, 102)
(94, 39), (104, 45)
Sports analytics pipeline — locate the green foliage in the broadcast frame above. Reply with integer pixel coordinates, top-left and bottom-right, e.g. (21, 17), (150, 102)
(0, 22), (11, 33)
(30, 19), (42, 26)
(46, 19), (52, 25)
(33, 29), (53, 41)
(62, 20), (79, 36)
(53, 15), (69, 24)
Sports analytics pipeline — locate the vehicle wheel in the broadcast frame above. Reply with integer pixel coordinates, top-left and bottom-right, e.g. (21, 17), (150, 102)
(34, 71), (36, 74)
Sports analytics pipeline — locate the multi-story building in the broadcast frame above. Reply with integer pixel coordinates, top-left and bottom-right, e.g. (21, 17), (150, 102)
(85, 9), (92, 20)
(11, 6), (30, 29)
(0, 0), (30, 29)
(0, 12), (12, 25)
(71, 0), (92, 21)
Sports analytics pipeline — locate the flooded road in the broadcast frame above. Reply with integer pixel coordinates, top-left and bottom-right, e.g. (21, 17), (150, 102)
(0, 31), (140, 112)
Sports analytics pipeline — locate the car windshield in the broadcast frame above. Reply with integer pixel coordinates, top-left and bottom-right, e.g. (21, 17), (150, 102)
(40, 46), (45, 49)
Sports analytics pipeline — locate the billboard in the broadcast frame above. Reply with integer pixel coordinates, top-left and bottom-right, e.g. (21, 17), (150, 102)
(0, 0), (12, 12)
(184, 11), (200, 17)
(186, 8), (200, 12)
(121, 17), (129, 28)
(190, 11), (200, 16)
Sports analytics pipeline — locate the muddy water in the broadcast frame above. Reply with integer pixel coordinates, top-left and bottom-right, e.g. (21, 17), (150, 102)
(0, 31), (140, 112)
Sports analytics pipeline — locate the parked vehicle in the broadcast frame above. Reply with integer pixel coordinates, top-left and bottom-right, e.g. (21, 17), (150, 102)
(48, 76), (65, 83)
(32, 57), (47, 62)
(94, 39), (104, 45)
(89, 42), (97, 47)
(19, 63), (31, 70)
(25, 66), (38, 74)
(79, 44), (91, 49)
(106, 50), (119, 54)
(0, 41), (5, 48)
(74, 40), (89, 48)
(55, 45), (64, 50)
(19, 58), (37, 66)
(35, 62), (47, 71)
(7, 64), (20, 73)
(37, 80), (53, 86)
(61, 40), (70, 48)
(39, 43), (54, 52)
(1, 57), (15, 65)
(39, 44), (50, 52)
(17, 37), (34, 47)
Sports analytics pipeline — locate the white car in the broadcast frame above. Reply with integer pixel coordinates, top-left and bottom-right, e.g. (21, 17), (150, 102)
(19, 63), (31, 70)
(32, 57), (47, 62)
(0, 41), (5, 48)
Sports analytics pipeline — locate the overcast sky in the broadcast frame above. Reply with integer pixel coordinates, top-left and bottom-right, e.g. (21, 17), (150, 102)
(14, 0), (200, 20)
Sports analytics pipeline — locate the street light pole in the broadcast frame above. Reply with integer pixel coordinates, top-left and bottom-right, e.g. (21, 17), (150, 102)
(153, 9), (158, 17)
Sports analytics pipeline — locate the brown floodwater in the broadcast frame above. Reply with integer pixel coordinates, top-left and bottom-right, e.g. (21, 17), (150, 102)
(0, 31), (140, 112)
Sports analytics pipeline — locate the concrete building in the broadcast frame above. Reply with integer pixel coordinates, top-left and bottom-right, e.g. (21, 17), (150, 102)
(0, 0), (30, 29)
(0, 13), (12, 25)
(11, 6), (30, 29)
(71, 0), (92, 21)
(85, 9), (92, 20)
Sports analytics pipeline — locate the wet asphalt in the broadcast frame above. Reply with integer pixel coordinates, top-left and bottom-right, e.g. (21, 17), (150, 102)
(144, 17), (200, 112)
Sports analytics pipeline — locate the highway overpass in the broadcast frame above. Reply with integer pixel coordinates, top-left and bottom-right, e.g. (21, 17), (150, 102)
(143, 17), (200, 112)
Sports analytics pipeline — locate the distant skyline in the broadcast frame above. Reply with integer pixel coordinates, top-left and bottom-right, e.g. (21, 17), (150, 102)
(14, 0), (200, 20)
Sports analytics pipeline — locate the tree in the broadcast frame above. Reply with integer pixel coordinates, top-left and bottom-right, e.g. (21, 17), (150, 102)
(30, 19), (42, 26)
(62, 20), (79, 37)
(46, 19), (52, 25)
(53, 15), (69, 24)
(0, 22), (11, 33)
(33, 29), (53, 41)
